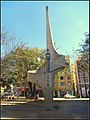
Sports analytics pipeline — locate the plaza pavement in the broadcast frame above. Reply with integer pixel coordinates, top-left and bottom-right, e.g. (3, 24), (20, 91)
(1, 97), (89, 119)
(1, 97), (89, 105)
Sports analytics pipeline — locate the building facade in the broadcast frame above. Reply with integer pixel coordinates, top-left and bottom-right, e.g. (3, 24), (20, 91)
(72, 56), (89, 98)
(54, 55), (73, 97)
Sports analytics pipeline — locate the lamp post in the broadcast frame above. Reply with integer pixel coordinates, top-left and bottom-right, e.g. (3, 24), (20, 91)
(45, 49), (51, 73)
(45, 49), (52, 110)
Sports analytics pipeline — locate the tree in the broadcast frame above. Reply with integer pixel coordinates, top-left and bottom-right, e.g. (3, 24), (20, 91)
(1, 45), (46, 87)
(1, 26), (46, 88)
(78, 32), (89, 54)
(76, 32), (89, 73)
(1, 26), (19, 56)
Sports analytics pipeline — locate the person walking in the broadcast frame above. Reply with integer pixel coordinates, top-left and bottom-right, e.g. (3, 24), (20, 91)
(35, 92), (39, 101)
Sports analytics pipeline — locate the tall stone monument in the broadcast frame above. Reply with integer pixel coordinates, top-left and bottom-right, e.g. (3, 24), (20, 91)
(27, 6), (67, 109)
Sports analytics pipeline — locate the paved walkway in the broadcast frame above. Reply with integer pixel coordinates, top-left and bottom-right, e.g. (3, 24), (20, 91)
(1, 97), (89, 119)
(1, 97), (89, 105)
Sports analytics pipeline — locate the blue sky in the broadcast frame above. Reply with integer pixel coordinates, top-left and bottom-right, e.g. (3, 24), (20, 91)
(1, 1), (89, 63)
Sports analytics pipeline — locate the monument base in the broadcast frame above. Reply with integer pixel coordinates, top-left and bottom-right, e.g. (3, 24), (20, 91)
(43, 87), (53, 110)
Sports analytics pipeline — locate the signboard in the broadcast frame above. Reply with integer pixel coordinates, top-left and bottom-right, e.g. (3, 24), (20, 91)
(46, 73), (52, 87)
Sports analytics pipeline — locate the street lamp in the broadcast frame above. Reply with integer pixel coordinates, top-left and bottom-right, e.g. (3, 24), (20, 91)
(45, 49), (51, 73)
(45, 48), (52, 110)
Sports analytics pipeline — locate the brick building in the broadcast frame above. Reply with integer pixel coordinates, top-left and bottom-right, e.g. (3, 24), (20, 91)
(72, 56), (89, 98)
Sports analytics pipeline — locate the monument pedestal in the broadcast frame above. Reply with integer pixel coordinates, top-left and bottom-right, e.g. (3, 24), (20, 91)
(43, 87), (53, 110)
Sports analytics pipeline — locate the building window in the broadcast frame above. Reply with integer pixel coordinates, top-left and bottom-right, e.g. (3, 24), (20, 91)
(86, 79), (89, 82)
(60, 82), (64, 86)
(54, 91), (58, 97)
(60, 90), (64, 96)
(68, 77), (70, 79)
(60, 76), (64, 80)
(67, 91), (72, 94)
(82, 84), (84, 87)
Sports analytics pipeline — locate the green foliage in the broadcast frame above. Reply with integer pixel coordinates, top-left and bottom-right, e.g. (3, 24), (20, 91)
(80, 33), (89, 54)
(77, 32), (89, 55)
(76, 32), (89, 73)
(1, 45), (46, 86)
(1, 27), (46, 87)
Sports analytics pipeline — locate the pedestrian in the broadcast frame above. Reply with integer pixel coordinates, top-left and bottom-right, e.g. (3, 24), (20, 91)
(37, 93), (39, 99)
(29, 92), (31, 97)
(35, 92), (39, 101)
(25, 88), (29, 99)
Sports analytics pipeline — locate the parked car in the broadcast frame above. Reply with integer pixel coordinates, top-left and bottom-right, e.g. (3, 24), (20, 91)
(8, 93), (15, 100)
(64, 93), (76, 99)
(3, 92), (10, 97)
